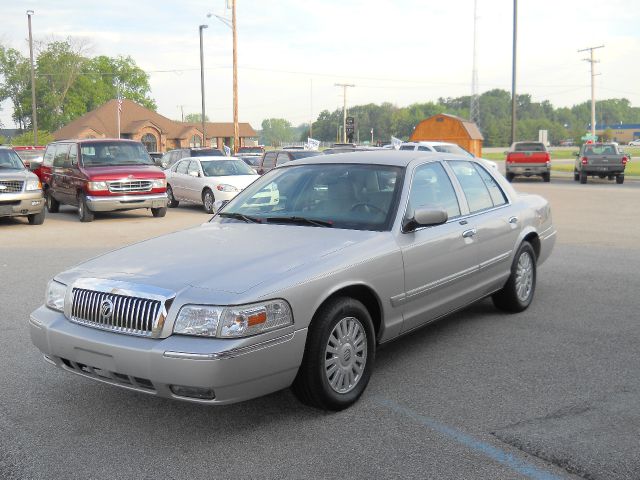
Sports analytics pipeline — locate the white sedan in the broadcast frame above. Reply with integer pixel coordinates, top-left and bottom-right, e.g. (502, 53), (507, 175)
(628, 139), (640, 146)
(165, 156), (259, 213)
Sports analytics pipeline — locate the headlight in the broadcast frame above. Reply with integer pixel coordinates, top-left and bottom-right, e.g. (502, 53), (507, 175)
(174, 300), (293, 338)
(45, 280), (67, 312)
(87, 181), (108, 191)
(26, 179), (42, 191)
(216, 184), (239, 192)
(152, 178), (166, 188)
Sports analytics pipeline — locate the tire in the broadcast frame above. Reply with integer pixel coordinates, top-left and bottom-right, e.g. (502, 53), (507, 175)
(28, 209), (46, 225)
(166, 185), (179, 208)
(492, 241), (536, 313)
(151, 207), (167, 217)
(292, 297), (375, 411)
(203, 188), (215, 214)
(77, 193), (94, 222)
(506, 172), (515, 182)
(573, 170), (579, 182)
(542, 172), (551, 183)
(616, 175), (624, 184)
(579, 171), (587, 184)
(46, 191), (60, 213)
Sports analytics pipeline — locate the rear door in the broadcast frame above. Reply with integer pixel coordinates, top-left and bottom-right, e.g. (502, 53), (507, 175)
(51, 144), (72, 204)
(171, 160), (190, 200)
(183, 160), (204, 202)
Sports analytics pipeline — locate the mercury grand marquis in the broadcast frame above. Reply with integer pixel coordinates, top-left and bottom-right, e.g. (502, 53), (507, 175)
(30, 151), (556, 410)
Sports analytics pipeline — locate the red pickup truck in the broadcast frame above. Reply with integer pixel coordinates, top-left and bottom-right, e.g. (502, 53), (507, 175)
(40, 139), (168, 222)
(505, 141), (551, 182)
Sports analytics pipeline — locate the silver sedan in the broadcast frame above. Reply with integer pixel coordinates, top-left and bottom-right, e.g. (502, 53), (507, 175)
(30, 151), (555, 410)
(165, 156), (259, 213)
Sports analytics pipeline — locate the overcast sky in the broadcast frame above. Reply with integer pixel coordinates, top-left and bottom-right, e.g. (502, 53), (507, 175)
(2, 0), (639, 130)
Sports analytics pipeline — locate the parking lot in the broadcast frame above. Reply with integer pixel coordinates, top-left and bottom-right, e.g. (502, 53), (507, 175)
(2, 176), (639, 479)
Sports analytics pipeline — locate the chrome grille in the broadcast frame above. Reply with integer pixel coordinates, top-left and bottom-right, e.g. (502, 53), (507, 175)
(0, 181), (24, 193)
(71, 287), (161, 337)
(108, 180), (153, 193)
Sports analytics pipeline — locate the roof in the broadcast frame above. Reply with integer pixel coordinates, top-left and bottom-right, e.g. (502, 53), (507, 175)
(289, 150), (468, 168)
(54, 99), (257, 140)
(417, 113), (484, 140)
(597, 124), (640, 130)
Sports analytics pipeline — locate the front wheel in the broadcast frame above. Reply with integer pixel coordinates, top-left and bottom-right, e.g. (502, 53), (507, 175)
(292, 297), (375, 411)
(78, 193), (94, 222)
(492, 241), (537, 313)
(202, 189), (215, 214)
(166, 185), (179, 208)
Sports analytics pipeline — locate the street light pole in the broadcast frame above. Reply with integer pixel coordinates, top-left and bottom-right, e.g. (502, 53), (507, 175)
(199, 24), (208, 148)
(27, 10), (38, 145)
(510, 0), (517, 145)
(231, 0), (239, 152)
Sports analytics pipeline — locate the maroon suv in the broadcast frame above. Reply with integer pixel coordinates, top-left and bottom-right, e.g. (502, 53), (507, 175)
(40, 139), (168, 222)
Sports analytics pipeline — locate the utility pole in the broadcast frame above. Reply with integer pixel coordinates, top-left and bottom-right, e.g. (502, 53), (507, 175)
(578, 45), (604, 138)
(232, 0), (239, 152)
(470, 0), (480, 126)
(26, 10), (38, 145)
(510, 0), (517, 145)
(335, 83), (355, 143)
(199, 24), (208, 147)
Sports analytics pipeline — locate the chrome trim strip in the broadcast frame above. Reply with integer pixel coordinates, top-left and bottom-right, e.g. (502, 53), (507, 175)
(163, 333), (295, 361)
(479, 251), (512, 269)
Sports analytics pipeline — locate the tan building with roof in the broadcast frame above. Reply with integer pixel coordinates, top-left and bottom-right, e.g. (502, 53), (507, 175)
(409, 113), (484, 157)
(53, 99), (257, 153)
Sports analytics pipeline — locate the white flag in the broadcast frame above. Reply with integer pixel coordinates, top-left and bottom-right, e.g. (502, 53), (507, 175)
(306, 137), (320, 151)
(223, 145), (231, 156)
(391, 136), (403, 150)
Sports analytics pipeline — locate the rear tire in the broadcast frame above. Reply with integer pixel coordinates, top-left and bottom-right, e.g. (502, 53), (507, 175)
(579, 171), (587, 184)
(292, 297), (375, 411)
(616, 175), (624, 184)
(166, 185), (179, 208)
(506, 172), (515, 182)
(492, 241), (537, 313)
(542, 172), (551, 183)
(573, 170), (579, 181)
(203, 188), (215, 214)
(78, 193), (94, 222)
(28, 209), (46, 225)
(46, 191), (60, 213)
(151, 207), (167, 217)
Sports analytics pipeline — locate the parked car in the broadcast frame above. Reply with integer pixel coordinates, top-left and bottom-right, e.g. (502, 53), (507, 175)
(165, 156), (258, 213)
(504, 141), (551, 182)
(236, 146), (264, 157)
(148, 151), (163, 167)
(13, 145), (46, 169)
(30, 151), (555, 410)
(159, 147), (225, 169)
(257, 149), (323, 175)
(399, 141), (499, 171)
(238, 155), (262, 172)
(0, 146), (45, 224)
(628, 139), (640, 146)
(40, 139), (168, 222)
(574, 142), (628, 184)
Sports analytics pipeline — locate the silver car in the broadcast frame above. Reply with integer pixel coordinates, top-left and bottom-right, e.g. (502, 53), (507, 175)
(165, 156), (258, 213)
(0, 147), (45, 225)
(30, 151), (556, 410)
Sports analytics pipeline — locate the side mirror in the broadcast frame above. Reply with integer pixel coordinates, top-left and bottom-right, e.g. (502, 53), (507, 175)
(403, 207), (448, 232)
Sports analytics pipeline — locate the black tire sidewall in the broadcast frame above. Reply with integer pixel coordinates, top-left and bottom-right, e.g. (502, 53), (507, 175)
(203, 189), (214, 213)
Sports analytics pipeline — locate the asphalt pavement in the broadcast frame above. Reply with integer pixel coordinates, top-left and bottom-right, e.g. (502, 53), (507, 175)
(1, 178), (639, 480)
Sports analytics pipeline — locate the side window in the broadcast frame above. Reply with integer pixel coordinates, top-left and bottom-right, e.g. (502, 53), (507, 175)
(474, 164), (507, 207)
(43, 145), (56, 166)
(187, 160), (200, 176)
(53, 144), (69, 167)
(262, 152), (277, 168)
(407, 162), (461, 219)
(276, 152), (291, 166)
(176, 160), (189, 174)
(447, 160), (493, 213)
(417, 146), (431, 151)
(67, 144), (78, 166)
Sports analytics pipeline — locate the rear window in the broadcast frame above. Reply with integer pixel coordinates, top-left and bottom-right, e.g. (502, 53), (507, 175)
(14, 149), (45, 162)
(583, 144), (617, 155)
(513, 142), (546, 152)
(238, 147), (263, 154)
(290, 151), (323, 160)
(80, 142), (153, 166)
(399, 145), (415, 151)
(191, 149), (224, 157)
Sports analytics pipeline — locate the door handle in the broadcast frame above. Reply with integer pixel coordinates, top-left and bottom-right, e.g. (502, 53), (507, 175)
(508, 216), (518, 224)
(462, 228), (477, 239)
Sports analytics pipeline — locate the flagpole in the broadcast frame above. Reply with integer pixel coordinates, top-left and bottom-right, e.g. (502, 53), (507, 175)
(117, 82), (121, 139)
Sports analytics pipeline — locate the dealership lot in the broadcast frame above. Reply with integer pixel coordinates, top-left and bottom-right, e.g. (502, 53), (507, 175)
(1, 177), (639, 479)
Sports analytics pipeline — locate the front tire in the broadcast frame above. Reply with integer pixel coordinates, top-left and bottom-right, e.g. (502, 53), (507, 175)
(46, 191), (60, 213)
(78, 193), (94, 222)
(28, 209), (46, 225)
(292, 297), (375, 411)
(492, 241), (537, 313)
(203, 188), (215, 214)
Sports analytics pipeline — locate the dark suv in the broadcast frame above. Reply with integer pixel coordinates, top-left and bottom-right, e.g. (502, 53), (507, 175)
(257, 150), (323, 175)
(40, 139), (168, 222)
(159, 147), (225, 169)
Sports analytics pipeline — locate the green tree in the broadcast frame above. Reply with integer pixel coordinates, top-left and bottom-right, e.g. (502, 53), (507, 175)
(184, 113), (209, 123)
(260, 118), (296, 146)
(0, 46), (31, 129)
(11, 129), (54, 146)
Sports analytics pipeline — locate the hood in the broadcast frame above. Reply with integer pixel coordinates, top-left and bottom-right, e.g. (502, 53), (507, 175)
(83, 165), (164, 181)
(0, 168), (36, 181)
(66, 222), (377, 294)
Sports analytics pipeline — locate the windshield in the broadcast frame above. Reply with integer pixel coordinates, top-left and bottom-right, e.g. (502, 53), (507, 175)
(201, 159), (256, 176)
(513, 142), (546, 152)
(432, 144), (473, 157)
(0, 149), (26, 169)
(80, 142), (153, 166)
(216, 163), (403, 231)
(238, 147), (263, 154)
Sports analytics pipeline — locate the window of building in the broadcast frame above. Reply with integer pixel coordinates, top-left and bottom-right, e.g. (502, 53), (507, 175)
(190, 135), (202, 148)
(141, 133), (157, 152)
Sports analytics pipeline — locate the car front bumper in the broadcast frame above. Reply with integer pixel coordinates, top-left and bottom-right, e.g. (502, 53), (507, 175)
(86, 193), (168, 212)
(0, 190), (44, 217)
(29, 305), (307, 404)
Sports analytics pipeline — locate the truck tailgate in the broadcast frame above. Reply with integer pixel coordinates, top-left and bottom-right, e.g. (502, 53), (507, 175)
(507, 152), (549, 164)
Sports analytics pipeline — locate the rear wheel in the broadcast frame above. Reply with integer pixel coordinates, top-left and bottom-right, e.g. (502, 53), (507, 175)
(542, 172), (551, 183)
(292, 297), (375, 411)
(579, 171), (587, 184)
(506, 172), (515, 182)
(573, 170), (579, 181)
(151, 207), (167, 217)
(492, 241), (536, 313)
(77, 193), (94, 222)
(166, 185), (179, 208)
(28, 209), (46, 225)
(203, 188), (215, 214)
(46, 191), (60, 213)
(616, 175), (624, 184)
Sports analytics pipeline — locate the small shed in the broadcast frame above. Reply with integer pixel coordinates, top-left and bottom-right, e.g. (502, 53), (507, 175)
(409, 113), (484, 157)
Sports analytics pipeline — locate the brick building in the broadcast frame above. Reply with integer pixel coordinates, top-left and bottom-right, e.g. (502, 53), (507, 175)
(53, 99), (257, 152)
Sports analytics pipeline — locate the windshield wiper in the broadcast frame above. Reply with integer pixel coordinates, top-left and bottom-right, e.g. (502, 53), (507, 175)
(218, 212), (262, 223)
(265, 216), (333, 228)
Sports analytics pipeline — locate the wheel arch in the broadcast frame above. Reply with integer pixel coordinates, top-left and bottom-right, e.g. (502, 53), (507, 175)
(522, 231), (541, 260)
(201, 186), (214, 201)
